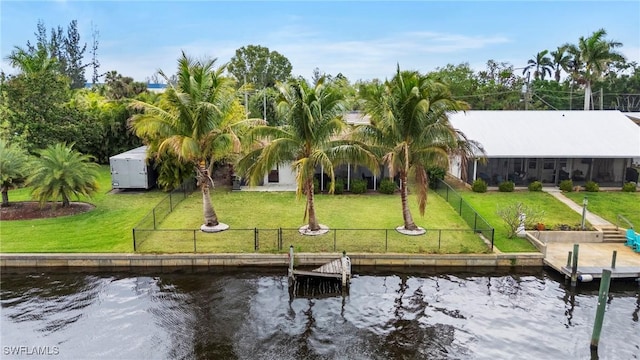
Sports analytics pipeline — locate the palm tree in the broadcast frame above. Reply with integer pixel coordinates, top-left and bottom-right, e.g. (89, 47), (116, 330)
(6, 46), (59, 75)
(27, 143), (99, 207)
(237, 77), (378, 232)
(574, 29), (625, 110)
(358, 67), (470, 232)
(550, 46), (571, 82)
(0, 140), (31, 207)
(130, 52), (249, 231)
(522, 50), (553, 81)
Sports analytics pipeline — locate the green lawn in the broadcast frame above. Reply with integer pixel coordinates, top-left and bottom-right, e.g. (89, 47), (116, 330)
(564, 191), (640, 228)
(459, 190), (586, 252)
(0, 166), (167, 253)
(135, 190), (490, 254)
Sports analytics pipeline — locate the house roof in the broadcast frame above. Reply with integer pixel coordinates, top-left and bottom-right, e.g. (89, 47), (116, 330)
(447, 110), (640, 158)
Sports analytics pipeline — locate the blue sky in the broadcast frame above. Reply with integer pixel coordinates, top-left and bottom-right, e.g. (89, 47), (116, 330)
(1, 1), (639, 82)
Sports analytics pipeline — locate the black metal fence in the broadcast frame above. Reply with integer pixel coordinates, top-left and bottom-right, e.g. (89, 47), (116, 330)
(434, 179), (494, 249)
(132, 227), (488, 254)
(132, 179), (196, 250)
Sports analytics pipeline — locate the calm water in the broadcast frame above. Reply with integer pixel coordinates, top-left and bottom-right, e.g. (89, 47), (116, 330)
(1, 267), (638, 360)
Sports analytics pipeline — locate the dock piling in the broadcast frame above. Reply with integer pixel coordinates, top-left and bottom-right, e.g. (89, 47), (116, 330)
(611, 251), (617, 269)
(571, 244), (579, 288)
(590, 269), (612, 350)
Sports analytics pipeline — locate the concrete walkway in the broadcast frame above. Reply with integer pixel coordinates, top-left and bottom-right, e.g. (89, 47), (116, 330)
(542, 187), (613, 227)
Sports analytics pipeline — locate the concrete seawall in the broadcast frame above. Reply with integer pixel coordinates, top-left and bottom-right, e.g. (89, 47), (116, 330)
(1, 252), (544, 270)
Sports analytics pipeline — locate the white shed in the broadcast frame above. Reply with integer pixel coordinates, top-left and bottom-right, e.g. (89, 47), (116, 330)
(109, 146), (157, 189)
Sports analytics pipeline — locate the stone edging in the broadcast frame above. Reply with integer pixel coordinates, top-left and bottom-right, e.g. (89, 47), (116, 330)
(0, 252), (544, 269)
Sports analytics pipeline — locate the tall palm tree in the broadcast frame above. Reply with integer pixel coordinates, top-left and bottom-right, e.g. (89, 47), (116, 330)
(27, 143), (99, 207)
(237, 77), (378, 232)
(563, 44), (583, 109)
(550, 46), (571, 82)
(574, 29), (625, 110)
(0, 140), (31, 207)
(130, 52), (249, 231)
(358, 67), (470, 232)
(522, 50), (553, 81)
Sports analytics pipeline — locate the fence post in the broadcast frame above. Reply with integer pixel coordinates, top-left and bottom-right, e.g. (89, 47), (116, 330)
(193, 230), (197, 253)
(278, 228), (282, 251)
(254, 228), (259, 251)
(446, 186), (449, 201)
(459, 198), (463, 215)
(474, 213), (478, 231)
(385, 229), (388, 252)
(438, 229), (442, 250)
(132, 229), (136, 252)
(153, 209), (156, 230)
(333, 229), (337, 252)
(169, 193), (173, 212)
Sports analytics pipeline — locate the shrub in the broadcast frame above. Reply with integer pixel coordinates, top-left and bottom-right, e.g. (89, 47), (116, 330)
(472, 179), (487, 193)
(528, 181), (543, 192)
(378, 178), (396, 194)
(496, 202), (545, 238)
(427, 166), (446, 189)
(559, 179), (573, 192)
(584, 181), (599, 192)
(498, 181), (515, 192)
(313, 178), (320, 193)
(350, 179), (367, 194)
(331, 178), (344, 194)
(622, 182), (637, 192)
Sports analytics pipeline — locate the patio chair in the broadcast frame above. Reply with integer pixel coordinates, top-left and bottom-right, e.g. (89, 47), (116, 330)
(625, 229), (636, 247)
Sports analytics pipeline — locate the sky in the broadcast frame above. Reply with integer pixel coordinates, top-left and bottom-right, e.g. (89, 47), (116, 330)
(1, 0), (639, 83)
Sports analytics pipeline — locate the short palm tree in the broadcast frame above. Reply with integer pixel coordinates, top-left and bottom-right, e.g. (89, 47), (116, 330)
(6, 46), (60, 75)
(359, 67), (470, 232)
(237, 77), (378, 232)
(0, 140), (31, 207)
(130, 52), (249, 231)
(27, 143), (99, 207)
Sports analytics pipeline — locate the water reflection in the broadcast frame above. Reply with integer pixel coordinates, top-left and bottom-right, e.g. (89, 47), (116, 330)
(1, 268), (638, 360)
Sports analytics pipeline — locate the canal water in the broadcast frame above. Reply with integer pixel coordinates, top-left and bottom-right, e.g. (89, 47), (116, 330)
(1, 267), (638, 359)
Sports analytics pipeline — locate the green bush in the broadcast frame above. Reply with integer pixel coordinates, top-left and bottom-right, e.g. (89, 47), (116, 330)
(528, 181), (543, 192)
(331, 178), (344, 194)
(559, 179), (574, 192)
(313, 177), (320, 193)
(498, 181), (515, 192)
(427, 166), (446, 189)
(378, 178), (396, 194)
(350, 179), (367, 194)
(584, 181), (599, 192)
(622, 182), (637, 192)
(472, 179), (487, 193)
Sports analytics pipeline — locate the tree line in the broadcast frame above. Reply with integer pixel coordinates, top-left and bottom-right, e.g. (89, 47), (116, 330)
(1, 22), (639, 232)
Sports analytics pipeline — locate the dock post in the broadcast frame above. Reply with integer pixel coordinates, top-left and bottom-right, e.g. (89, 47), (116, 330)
(341, 251), (347, 288)
(288, 245), (295, 287)
(611, 251), (617, 269)
(571, 244), (579, 288)
(590, 269), (612, 350)
(566, 251), (572, 268)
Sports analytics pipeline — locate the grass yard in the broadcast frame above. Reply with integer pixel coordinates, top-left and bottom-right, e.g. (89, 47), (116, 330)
(0, 166), (167, 253)
(459, 190), (586, 252)
(135, 190), (490, 254)
(564, 191), (640, 228)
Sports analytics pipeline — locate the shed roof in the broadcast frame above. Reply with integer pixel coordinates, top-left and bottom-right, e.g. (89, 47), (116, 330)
(109, 146), (149, 161)
(447, 110), (640, 158)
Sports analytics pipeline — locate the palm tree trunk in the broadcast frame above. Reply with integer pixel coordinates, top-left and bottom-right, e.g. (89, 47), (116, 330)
(400, 171), (417, 230)
(61, 190), (70, 207)
(1, 188), (8, 207)
(306, 178), (320, 231)
(199, 163), (219, 227)
(584, 81), (592, 110)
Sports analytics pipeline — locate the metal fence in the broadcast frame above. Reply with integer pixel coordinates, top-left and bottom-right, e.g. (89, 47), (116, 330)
(132, 227), (488, 254)
(433, 179), (494, 249)
(132, 179), (196, 251)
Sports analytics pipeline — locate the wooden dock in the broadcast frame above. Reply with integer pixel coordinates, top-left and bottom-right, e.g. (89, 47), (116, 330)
(288, 246), (351, 292)
(544, 242), (640, 282)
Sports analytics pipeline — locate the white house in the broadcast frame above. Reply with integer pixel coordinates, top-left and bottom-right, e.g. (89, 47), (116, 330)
(447, 110), (640, 186)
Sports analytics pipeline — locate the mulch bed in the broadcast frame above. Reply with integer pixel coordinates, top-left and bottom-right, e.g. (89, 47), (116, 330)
(0, 201), (95, 221)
